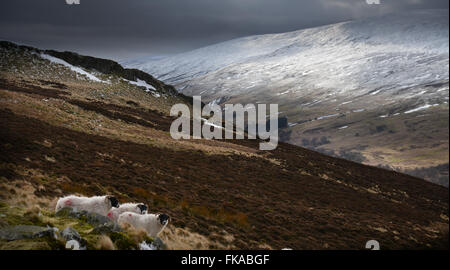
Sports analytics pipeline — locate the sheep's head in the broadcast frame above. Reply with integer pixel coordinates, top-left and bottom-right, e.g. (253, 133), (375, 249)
(137, 203), (148, 214)
(106, 195), (120, 208)
(157, 213), (170, 226)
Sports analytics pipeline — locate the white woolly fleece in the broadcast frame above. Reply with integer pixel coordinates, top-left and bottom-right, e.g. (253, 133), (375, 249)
(107, 203), (146, 222)
(118, 212), (168, 238)
(55, 195), (113, 216)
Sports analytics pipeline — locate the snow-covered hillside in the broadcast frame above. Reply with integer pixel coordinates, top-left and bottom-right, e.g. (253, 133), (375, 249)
(124, 10), (449, 186)
(124, 9), (448, 105)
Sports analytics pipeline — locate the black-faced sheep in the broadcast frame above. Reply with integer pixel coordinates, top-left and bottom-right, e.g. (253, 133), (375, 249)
(55, 195), (120, 216)
(117, 212), (169, 238)
(106, 203), (148, 222)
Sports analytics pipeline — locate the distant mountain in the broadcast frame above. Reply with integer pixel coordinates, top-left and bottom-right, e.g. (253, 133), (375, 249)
(120, 55), (173, 68)
(124, 10), (449, 186)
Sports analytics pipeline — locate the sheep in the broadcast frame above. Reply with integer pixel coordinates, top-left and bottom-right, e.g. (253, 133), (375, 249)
(106, 203), (148, 222)
(118, 212), (169, 238)
(55, 195), (120, 216)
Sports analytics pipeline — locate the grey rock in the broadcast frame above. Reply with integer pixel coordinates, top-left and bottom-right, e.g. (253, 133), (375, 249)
(61, 227), (81, 241)
(56, 207), (121, 235)
(56, 207), (115, 227)
(91, 222), (122, 234)
(0, 225), (58, 241)
(152, 237), (167, 250)
(84, 212), (113, 227)
(61, 227), (87, 246)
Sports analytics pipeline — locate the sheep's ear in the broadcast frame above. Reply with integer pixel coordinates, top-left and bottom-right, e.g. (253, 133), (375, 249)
(105, 195), (113, 206)
(106, 196), (120, 208)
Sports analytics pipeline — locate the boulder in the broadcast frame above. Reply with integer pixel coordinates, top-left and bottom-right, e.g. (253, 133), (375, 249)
(56, 207), (121, 235)
(83, 212), (113, 227)
(152, 237), (168, 250)
(91, 223), (122, 234)
(0, 225), (58, 241)
(56, 207), (116, 227)
(61, 227), (87, 248)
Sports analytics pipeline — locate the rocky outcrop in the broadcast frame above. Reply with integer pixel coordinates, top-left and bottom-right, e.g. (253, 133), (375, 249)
(44, 50), (173, 94)
(61, 227), (86, 248)
(0, 225), (58, 241)
(56, 207), (121, 233)
(0, 40), (197, 106)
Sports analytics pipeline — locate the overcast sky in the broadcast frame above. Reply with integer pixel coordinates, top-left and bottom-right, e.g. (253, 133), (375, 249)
(0, 0), (448, 61)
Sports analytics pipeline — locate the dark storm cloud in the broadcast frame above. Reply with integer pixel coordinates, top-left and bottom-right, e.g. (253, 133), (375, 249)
(0, 0), (448, 60)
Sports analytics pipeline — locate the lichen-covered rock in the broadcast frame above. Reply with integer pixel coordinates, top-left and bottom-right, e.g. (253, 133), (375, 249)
(56, 207), (118, 228)
(0, 225), (58, 241)
(61, 227), (81, 241)
(91, 223), (121, 234)
(61, 227), (87, 249)
(55, 207), (76, 218)
(82, 212), (112, 227)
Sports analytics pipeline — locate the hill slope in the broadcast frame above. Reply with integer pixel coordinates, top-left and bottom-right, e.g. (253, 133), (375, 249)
(0, 41), (448, 250)
(125, 10), (449, 186)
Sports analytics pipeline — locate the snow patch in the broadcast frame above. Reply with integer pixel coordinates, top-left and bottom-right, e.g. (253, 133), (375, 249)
(139, 241), (157, 250)
(370, 90), (381, 96)
(352, 109), (366, 113)
(404, 104), (439, 114)
(201, 118), (224, 129)
(40, 54), (107, 83)
(122, 79), (160, 97)
(277, 90), (290, 96)
(317, 113), (339, 120)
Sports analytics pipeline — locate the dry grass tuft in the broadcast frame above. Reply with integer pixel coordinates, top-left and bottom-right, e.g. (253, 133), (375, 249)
(95, 235), (115, 250)
(121, 223), (151, 244)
